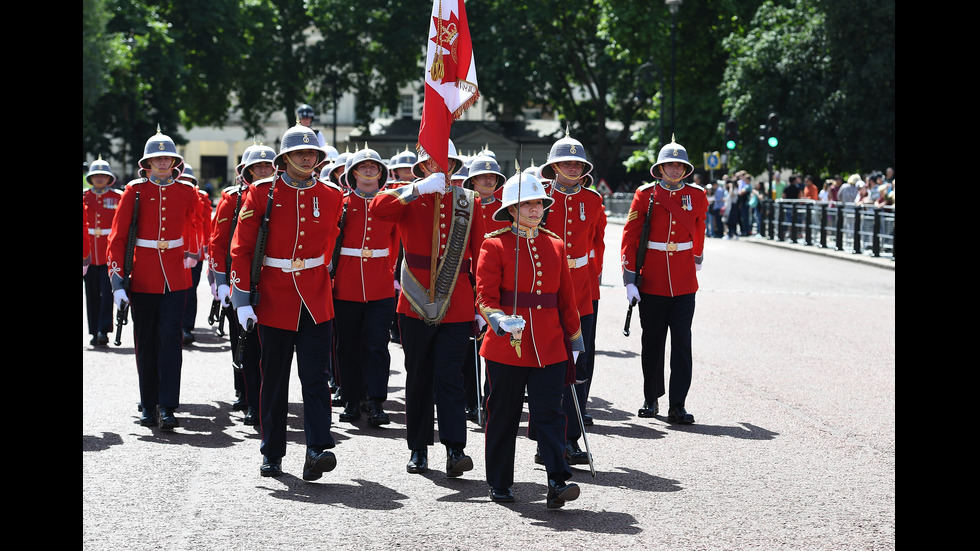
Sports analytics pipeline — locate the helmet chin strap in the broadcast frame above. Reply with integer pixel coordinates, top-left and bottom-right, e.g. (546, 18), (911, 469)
(352, 167), (380, 181)
(284, 152), (314, 175)
(554, 165), (583, 183)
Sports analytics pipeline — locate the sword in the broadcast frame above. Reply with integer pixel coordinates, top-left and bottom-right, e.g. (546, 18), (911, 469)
(570, 385), (596, 477)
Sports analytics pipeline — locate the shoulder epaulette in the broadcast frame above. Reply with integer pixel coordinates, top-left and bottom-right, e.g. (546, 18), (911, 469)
(252, 176), (275, 188)
(637, 181), (657, 192)
(320, 179), (343, 192)
(539, 227), (562, 240)
(485, 227), (511, 239)
(686, 183), (705, 192)
(179, 180), (197, 189)
(126, 177), (148, 188)
(582, 186), (602, 197)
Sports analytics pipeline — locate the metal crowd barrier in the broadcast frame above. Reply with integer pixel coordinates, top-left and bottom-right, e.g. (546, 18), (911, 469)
(604, 193), (895, 260)
(761, 199), (895, 259)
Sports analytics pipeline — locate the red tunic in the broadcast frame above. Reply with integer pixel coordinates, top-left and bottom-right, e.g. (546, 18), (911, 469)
(540, 184), (605, 316)
(208, 184), (248, 286)
(477, 226), (582, 367)
(369, 183), (485, 324)
(82, 187), (123, 266)
(229, 175), (344, 330)
(620, 182), (708, 297)
(106, 177), (200, 293)
(332, 190), (399, 302)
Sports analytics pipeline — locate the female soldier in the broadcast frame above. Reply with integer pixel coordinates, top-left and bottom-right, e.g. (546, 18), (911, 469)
(477, 170), (585, 508)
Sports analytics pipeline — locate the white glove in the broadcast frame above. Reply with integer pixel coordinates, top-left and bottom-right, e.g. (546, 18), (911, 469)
(572, 350), (580, 363)
(393, 279), (401, 292)
(498, 315), (525, 334)
(475, 314), (487, 332)
(626, 283), (641, 305)
(83, 265), (88, 276)
(113, 289), (129, 309)
(184, 257), (198, 269)
(210, 281), (218, 300)
(237, 305), (257, 330)
(696, 262), (702, 272)
(415, 172), (447, 195)
(217, 284), (231, 307)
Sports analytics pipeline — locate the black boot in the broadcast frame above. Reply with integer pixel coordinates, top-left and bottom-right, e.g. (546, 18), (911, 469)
(546, 477), (580, 509)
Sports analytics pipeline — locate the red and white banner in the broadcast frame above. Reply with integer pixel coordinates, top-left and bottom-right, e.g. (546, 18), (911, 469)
(417, 0), (479, 173)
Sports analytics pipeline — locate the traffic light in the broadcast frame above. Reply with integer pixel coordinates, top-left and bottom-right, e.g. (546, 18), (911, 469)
(725, 119), (738, 150)
(766, 112), (779, 148)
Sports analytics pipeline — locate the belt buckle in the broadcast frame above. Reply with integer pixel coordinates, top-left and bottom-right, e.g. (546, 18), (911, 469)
(666, 242), (678, 252)
(291, 258), (305, 270)
(361, 248), (373, 258)
(157, 240), (169, 250)
(567, 258), (576, 269)
(94, 229), (104, 237)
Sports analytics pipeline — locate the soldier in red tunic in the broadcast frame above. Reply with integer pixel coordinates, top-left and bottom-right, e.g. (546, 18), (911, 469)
(229, 124), (344, 479)
(332, 147), (399, 426)
(477, 170), (585, 508)
(210, 144), (276, 425)
(177, 163), (212, 345)
(369, 139), (486, 477)
(107, 128), (202, 431)
(539, 130), (606, 463)
(83, 157), (122, 347)
(620, 136), (708, 424)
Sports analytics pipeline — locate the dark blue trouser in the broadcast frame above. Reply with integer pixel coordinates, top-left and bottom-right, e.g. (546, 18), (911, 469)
(257, 307), (335, 460)
(83, 264), (113, 336)
(229, 308), (261, 408)
(485, 359), (570, 489)
(638, 292), (695, 407)
(334, 297), (395, 404)
(131, 289), (187, 409)
(399, 314), (468, 451)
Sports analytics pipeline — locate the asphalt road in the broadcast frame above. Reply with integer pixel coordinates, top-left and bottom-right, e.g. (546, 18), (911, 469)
(82, 227), (895, 550)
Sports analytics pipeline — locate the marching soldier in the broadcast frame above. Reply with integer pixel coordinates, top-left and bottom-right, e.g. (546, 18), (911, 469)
(107, 127), (202, 431)
(229, 123), (343, 479)
(332, 147), (399, 426)
(83, 157), (122, 347)
(621, 136), (707, 424)
(459, 153), (508, 423)
(539, 129), (606, 462)
(477, 170), (585, 508)
(384, 147), (417, 345)
(369, 139), (486, 477)
(210, 143), (276, 425)
(178, 164), (212, 345)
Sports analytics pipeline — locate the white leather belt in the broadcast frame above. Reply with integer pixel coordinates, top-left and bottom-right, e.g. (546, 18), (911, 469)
(136, 237), (184, 250)
(647, 240), (693, 252)
(88, 228), (111, 236)
(567, 254), (590, 269)
(340, 247), (389, 258)
(263, 254), (325, 272)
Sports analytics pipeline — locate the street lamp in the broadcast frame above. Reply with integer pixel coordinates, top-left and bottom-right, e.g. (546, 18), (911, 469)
(665, 0), (682, 135)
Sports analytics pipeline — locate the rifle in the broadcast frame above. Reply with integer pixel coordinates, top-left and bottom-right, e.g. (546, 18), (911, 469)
(250, 180), (275, 307)
(234, 319), (254, 371)
(623, 190), (655, 337)
(114, 187), (140, 346)
(217, 181), (247, 336)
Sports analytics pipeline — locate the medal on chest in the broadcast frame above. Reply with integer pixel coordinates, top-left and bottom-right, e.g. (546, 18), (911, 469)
(313, 197), (320, 218)
(681, 194), (692, 211)
(579, 202), (586, 221)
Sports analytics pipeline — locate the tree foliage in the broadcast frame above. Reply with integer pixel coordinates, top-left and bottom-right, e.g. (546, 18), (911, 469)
(82, 0), (895, 184)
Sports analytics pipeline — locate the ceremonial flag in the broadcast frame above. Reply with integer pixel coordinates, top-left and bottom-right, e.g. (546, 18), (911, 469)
(418, 0), (479, 173)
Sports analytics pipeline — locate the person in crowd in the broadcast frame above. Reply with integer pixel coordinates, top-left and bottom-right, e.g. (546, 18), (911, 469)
(178, 163), (212, 345)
